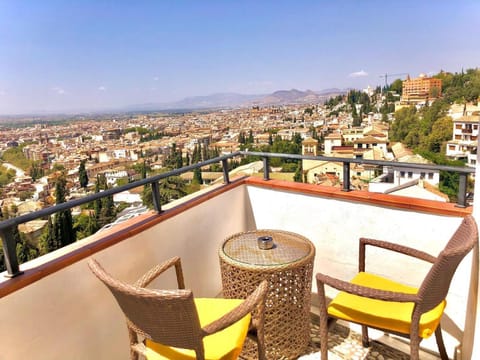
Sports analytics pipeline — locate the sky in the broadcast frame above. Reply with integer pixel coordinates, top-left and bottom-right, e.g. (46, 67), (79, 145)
(0, 0), (479, 115)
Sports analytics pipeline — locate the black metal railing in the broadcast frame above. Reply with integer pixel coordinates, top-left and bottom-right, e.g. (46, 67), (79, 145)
(0, 151), (475, 277)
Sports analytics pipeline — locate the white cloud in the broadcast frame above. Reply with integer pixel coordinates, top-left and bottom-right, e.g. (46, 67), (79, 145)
(98, 86), (106, 91)
(153, 76), (159, 81)
(52, 86), (65, 95)
(348, 70), (368, 78)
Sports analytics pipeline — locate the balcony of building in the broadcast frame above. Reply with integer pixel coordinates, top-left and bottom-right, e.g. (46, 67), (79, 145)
(0, 152), (479, 360)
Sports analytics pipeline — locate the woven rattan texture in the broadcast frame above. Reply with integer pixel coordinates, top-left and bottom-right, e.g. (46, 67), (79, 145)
(219, 230), (315, 360)
(222, 229), (312, 266)
(316, 215), (478, 360)
(89, 256), (268, 360)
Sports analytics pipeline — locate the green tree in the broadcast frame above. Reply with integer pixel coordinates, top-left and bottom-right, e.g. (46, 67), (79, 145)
(0, 206), (38, 271)
(390, 106), (419, 146)
(18, 190), (33, 201)
(78, 160), (89, 188)
(293, 162), (303, 182)
(247, 130), (254, 144)
(16, 232), (38, 264)
(192, 144), (201, 163)
(74, 212), (98, 240)
(0, 165), (17, 186)
(1, 146), (32, 170)
(421, 116), (453, 153)
(389, 78), (403, 95)
(29, 161), (44, 181)
(52, 174), (76, 248)
(39, 216), (57, 254)
(238, 131), (246, 144)
(142, 184), (153, 209)
(94, 174), (116, 228)
(193, 167), (203, 185)
(165, 143), (183, 169)
(52, 163), (65, 172)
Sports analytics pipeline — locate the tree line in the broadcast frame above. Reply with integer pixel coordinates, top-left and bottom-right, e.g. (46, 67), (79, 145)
(390, 68), (480, 200)
(391, 68), (480, 153)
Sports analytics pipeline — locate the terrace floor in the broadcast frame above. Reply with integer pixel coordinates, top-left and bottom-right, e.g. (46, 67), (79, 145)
(241, 312), (441, 360)
(303, 312), (442, 360)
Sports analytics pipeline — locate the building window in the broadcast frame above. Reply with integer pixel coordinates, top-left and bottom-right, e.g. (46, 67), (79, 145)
(408, 172), (413, 178)
(400, 171), (405, 178)
(420, 172), (425, 179)
(428, 173), (434, 180)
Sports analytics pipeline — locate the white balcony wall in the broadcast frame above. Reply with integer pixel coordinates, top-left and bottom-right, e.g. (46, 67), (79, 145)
(0, 185), (251, 360)
(0, 182), (477, 360)
(246, 184), (473, 359)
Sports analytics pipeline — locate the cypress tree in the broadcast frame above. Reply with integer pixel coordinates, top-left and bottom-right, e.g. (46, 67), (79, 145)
(193, 167), (203, 185)
(94, 174), (115, 228)
(53, 174), (76, 247)
(294, 162), (303, 183)
(248, 130), (254, 144)
(79, 160), (89, 188)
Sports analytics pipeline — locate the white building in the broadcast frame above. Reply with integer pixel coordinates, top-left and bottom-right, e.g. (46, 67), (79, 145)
(446, 115), (479, 167)
(323, 133), (342, 155)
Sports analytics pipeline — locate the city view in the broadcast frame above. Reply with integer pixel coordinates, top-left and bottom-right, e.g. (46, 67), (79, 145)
(1, 1), (480, 360)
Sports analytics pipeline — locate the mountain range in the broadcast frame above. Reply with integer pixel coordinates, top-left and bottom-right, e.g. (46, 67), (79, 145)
(124, 88), (348, 112)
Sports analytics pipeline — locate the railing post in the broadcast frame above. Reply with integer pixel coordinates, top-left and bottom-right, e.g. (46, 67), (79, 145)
(1, 226), (23, 278)
(342, 161), (351, 192)
(151, 181), (162, 213)
(221, 159), (230, 184)
(456, 173), (467, 208)
(263, 157), (270, 180)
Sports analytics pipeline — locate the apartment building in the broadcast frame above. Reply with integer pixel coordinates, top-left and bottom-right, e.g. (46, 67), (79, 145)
(401, 73), (442, 104)
(446, 115), (479, 167)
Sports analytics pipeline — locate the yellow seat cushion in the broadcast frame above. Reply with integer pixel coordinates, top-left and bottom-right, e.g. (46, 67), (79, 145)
(328, 272), (446, 338)
(145, 298), (251, 360)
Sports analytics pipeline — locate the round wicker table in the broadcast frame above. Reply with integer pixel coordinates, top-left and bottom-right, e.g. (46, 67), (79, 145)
(219, 229), (315, 360)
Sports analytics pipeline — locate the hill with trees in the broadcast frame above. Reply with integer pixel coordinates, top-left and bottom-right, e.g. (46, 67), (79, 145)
(390, 68), (480, 154)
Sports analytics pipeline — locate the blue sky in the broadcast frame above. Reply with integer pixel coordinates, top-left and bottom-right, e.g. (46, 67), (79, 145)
(0, 1), (479, 115)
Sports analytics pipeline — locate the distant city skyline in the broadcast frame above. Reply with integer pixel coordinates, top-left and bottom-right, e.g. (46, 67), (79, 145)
(1, 0), (479, 115)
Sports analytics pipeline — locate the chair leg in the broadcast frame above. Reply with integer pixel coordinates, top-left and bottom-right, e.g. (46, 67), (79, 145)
(409, 335), (421, 360)
(317, 284), (329, 360)
(361, 325), (369, 347)
(128, 327), (139, 360)
(319, 317), (329, 360)
(435, 326), (449, 360)
(256, 329), (267, 360)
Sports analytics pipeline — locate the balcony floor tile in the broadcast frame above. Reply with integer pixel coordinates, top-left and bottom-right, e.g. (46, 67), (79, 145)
(242, 313), (440, 359)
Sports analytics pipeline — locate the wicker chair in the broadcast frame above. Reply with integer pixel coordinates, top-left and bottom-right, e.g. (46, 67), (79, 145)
(316, 215), (478, 360)
(88, 256), (268, 360)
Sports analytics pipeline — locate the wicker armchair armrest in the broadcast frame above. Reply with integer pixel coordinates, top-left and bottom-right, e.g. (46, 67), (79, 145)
(134, 256), (185, 289)
(201, 280), (268, 336)
(316, 273), (419, 303)
(359, 237), (437, 272)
